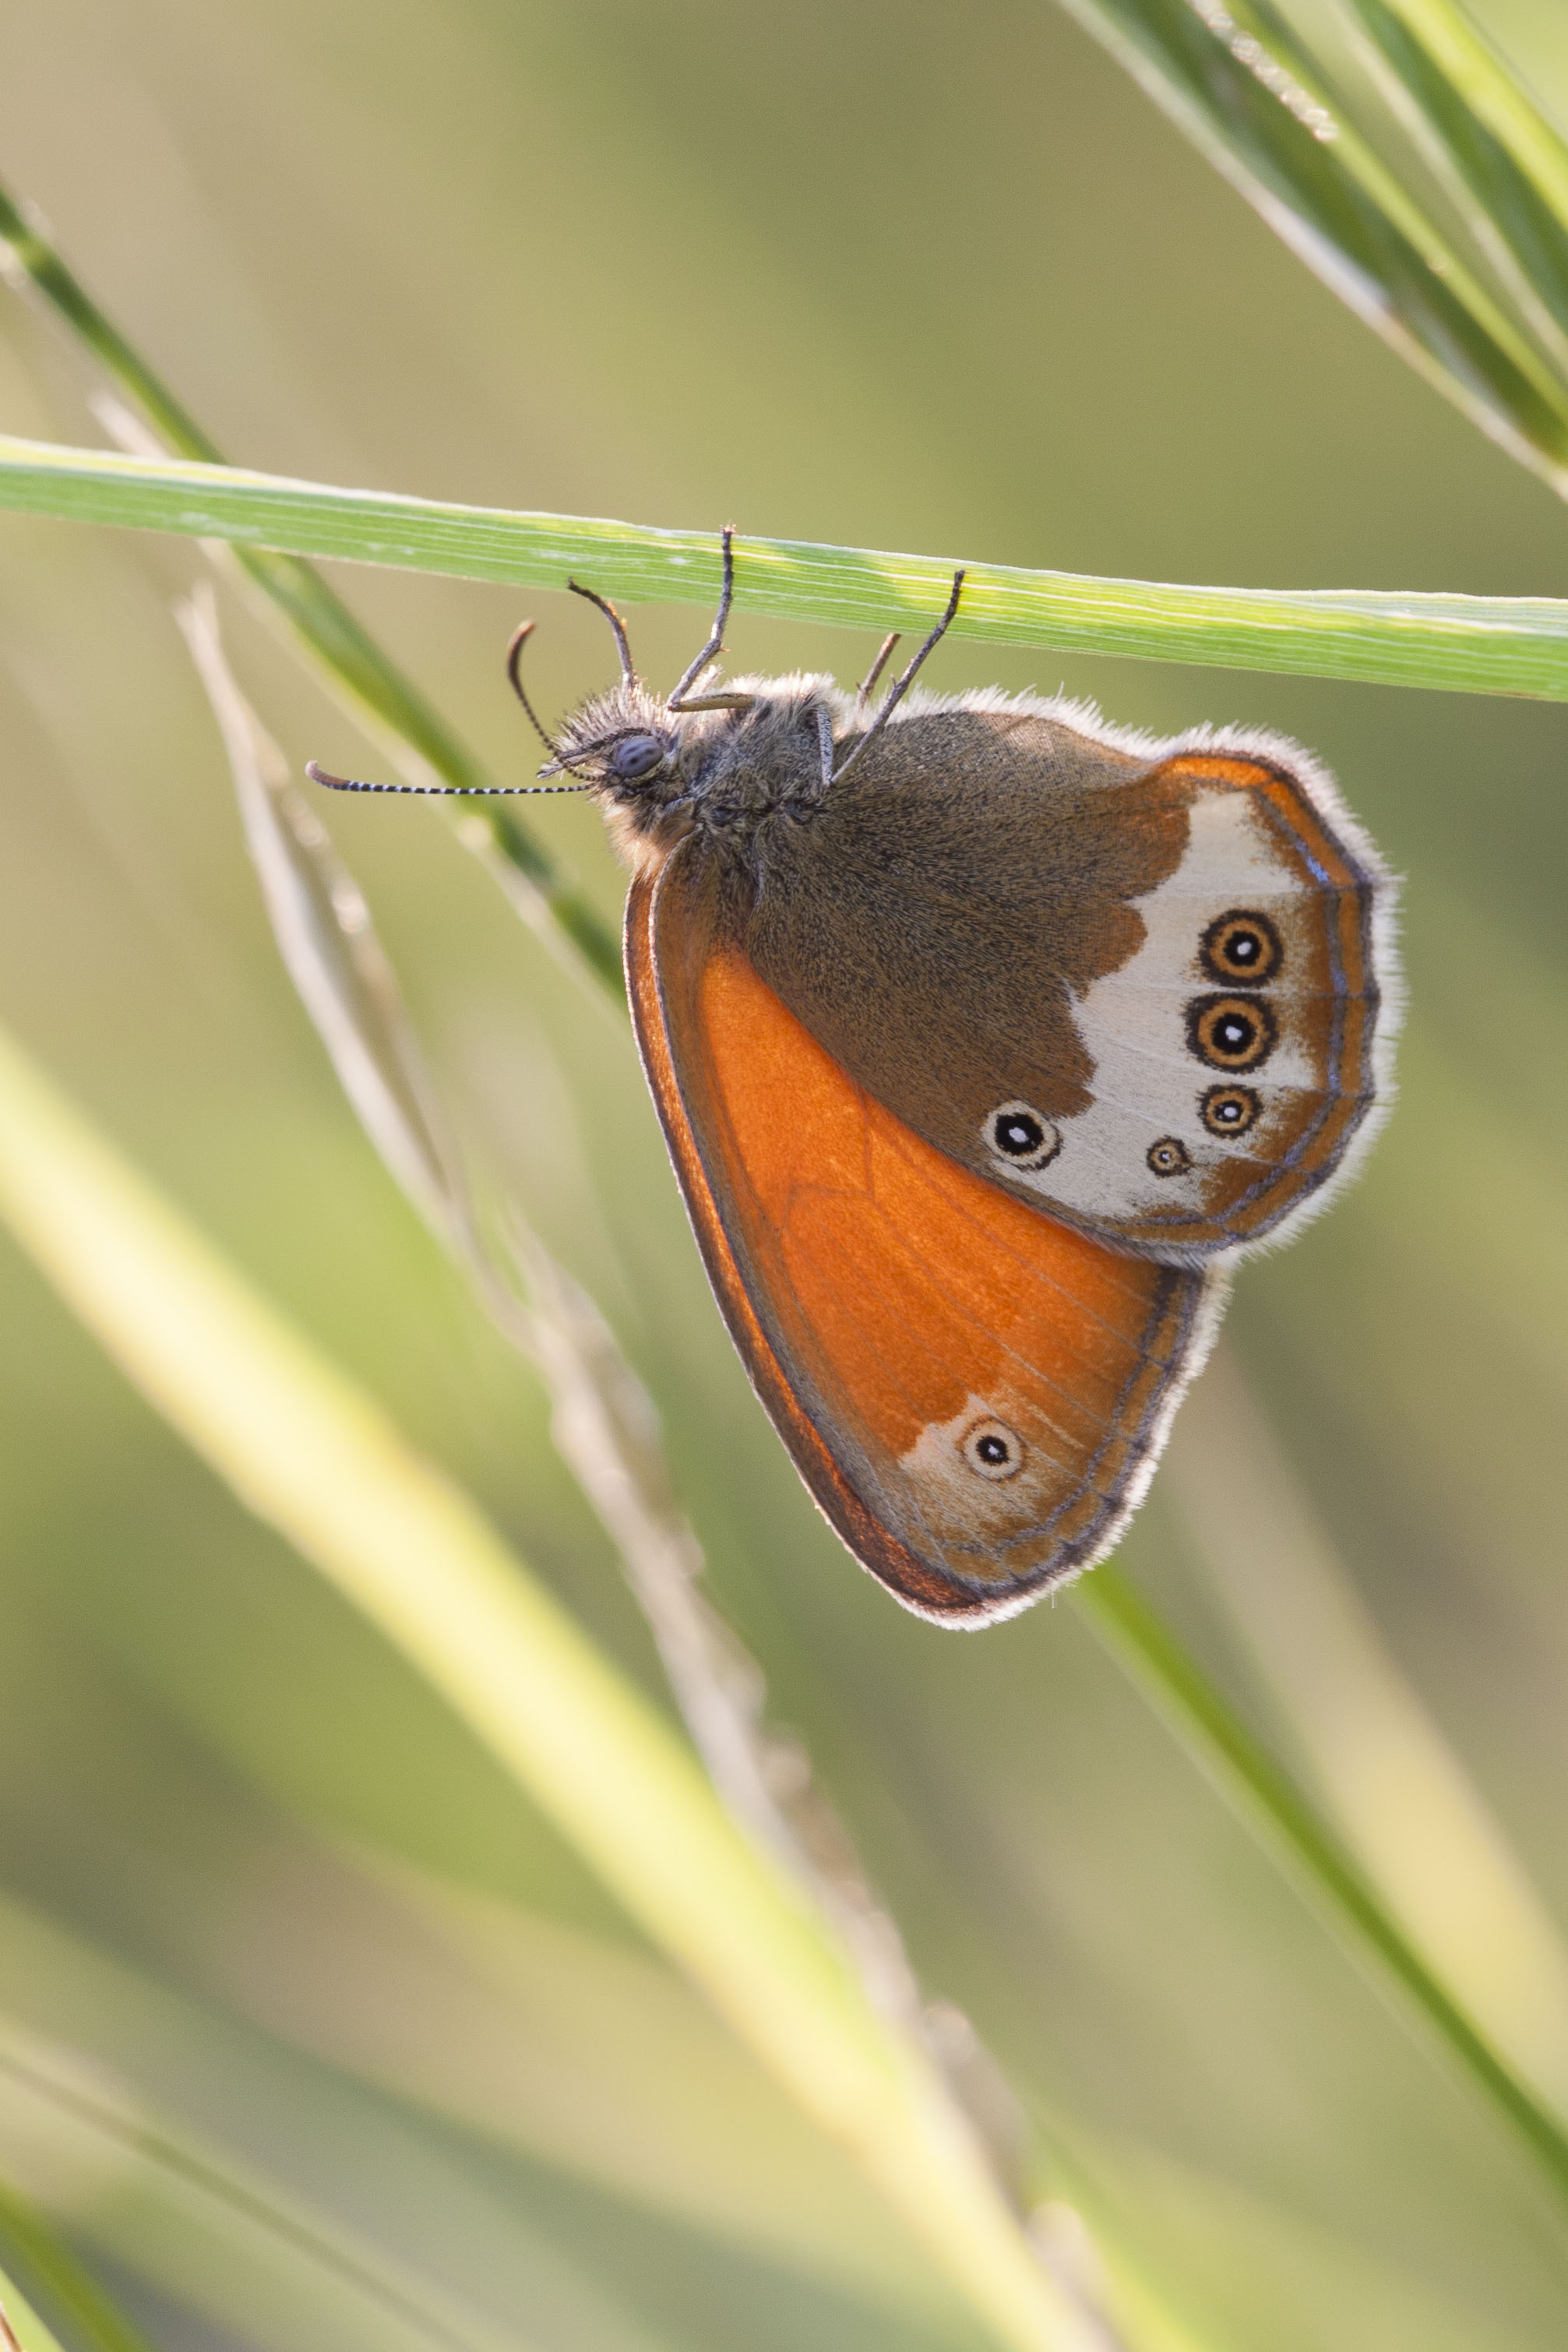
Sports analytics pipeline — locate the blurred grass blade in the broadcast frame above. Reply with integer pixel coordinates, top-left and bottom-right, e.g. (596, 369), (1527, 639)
(0, 182), (622, 1001)
(1351, 0), (1568, 356)
(515, 1239), (1038, 2190)
(1371, 0), (1568, 228)
(0, 1896), (683, 2352)
(0, 2276), (59, 2352)
(0, 2032), (548, 2352)
(1072, 1565), (1568, 2202)
(5, 435), (1568, 696)
(1050, 0), (1568, 491)
(0, 1023), (1107, 2352)
(1163, 1337), (1568, 2119)
(0, 2196), (150, 2352)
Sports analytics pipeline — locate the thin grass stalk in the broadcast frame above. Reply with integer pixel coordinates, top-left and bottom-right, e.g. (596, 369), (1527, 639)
(178, 586), (842, 1894)
(4, 433), (1568, 695)
(0, 1024), (1108, 2352)
(0, 185), (622, 999)
(1072, 1564), (1568, 2201)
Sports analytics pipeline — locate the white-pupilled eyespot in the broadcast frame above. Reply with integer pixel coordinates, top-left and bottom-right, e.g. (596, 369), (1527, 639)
(985, 1101), (1060, 1172)
(960, 1418), (1024, 1481)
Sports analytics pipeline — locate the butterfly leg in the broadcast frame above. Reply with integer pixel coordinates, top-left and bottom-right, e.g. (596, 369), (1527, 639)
(668, 525), (737, 709)
(812, 701), (837, 795)
(831, 569), (964, 783)
(854, 633), (901, 709)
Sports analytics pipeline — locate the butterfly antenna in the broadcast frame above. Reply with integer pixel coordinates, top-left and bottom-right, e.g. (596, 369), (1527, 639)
(306, 761), (593, 798)
(832, 569), (964, 785)
(567, 579), (637, 686)
(503, 620), (567, 756)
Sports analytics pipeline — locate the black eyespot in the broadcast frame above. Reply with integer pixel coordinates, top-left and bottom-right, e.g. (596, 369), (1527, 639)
(961, 1418), (1024, 1482)
(997, 1113), (1043, 1156)
(608, 732), (667, 782)
(1200, 1084), (1261, 1138)
(1185, 993), (1278, 1072)
(1200, 908), (1282, 986)
(1146, 1136), (1192, 1177)
(985, 1101), (1060, 1172)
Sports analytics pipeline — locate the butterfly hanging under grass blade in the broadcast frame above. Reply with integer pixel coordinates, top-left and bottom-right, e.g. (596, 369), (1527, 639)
(311, 531), (1397, 1625)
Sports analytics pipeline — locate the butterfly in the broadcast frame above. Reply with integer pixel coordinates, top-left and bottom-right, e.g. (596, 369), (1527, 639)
(312, 531), (1397, 1626)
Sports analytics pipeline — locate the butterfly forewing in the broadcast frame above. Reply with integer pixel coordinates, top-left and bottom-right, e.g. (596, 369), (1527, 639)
(628, 851), (1222, 1624)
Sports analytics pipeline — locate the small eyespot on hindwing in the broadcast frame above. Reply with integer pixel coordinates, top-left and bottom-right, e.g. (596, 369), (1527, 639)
(985, 1101), (1061, 1173)
(1147, 1136), (1192, 1178)
(1185, 993), (1278, 1073)
(1200, 1084), (1262, 1139)
(960, 1417), (1024, 1482)
(1200, 908), (1282, 987)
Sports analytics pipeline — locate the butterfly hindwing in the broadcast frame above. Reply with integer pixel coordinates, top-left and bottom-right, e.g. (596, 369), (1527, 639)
(628, 848), (1223, 1624)
(738, 696), (1396, 1262)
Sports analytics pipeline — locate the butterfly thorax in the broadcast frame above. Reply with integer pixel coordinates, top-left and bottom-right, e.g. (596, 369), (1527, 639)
(554, 675), (852, 868)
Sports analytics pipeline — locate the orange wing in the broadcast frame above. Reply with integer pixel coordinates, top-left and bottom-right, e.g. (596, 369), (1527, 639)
(628, 849), (1224, 1624)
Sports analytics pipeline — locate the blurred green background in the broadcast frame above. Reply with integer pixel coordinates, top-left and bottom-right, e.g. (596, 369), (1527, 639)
(1, 2), (1567, 2348)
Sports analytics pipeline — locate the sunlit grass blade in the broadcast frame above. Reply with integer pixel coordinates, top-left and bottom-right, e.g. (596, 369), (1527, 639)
(1162, 1337), (1568, 2118)
(1369, 0), (1568, 230)
(4, 433), (1568, 695)
(1050, 0), (1568, 490)
(1072, 1564), (1568, 2202)
(0, 2194), (152, 2352)
(0, 183), (622, 1000)
(1350, 0), (1568, 355)
(0, 1021), (1108, 2352)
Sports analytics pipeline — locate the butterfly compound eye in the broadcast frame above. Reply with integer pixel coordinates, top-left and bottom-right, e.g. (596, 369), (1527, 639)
(608, 733), (668, 782)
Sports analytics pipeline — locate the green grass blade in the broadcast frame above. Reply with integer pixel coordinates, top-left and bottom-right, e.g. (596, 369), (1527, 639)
(1352, 0), (1568, 351)
(0, 184), (622, 1001)
(1375, 0), (1568, 230)
(1051, 0), (1568, 490)
(0, 2195), (155, 2352)
(3, 432), (1567, 695)
(0, 1021), (1107, 2352)
(1073, 1564), (1568, 2203)
(1164, 1338), (1568, 2118)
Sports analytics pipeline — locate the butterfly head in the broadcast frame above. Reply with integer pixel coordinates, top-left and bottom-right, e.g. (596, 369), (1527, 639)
(542, 677), (683, 801)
